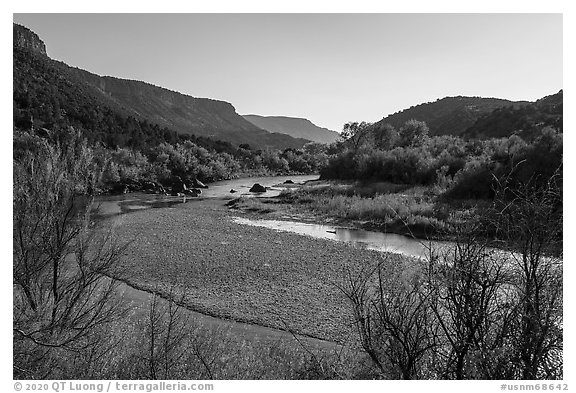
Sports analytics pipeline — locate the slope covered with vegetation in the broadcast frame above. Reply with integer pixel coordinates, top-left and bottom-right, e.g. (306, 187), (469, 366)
(373, 96), (525, 137)
(463, 90), (563, 139)
(13, 23), (309, 150)
(13, 24), (326, 192)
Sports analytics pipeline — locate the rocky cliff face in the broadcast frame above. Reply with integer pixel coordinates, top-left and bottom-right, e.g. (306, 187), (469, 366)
(13, 24), (46, 56)
(67, 69), (310, 148)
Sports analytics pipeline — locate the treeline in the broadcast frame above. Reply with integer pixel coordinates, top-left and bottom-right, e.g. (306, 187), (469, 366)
(14, 127), (328, 194)
(322, 119), (562, 200)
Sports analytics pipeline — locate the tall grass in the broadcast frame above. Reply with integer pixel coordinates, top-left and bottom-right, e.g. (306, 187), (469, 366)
(279, 182), (449, 235)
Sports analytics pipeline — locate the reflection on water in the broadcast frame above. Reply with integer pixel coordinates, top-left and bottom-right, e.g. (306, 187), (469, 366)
(199, 174), (319, 198)
(92, 174), (319, 220)
(91, 195), (191, 220)
(232, 217), (450, 259)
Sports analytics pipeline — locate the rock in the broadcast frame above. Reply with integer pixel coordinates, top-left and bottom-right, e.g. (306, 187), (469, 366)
(230, 189), (237, 193)
(191, 178), (208, 189)
(124, 179), (142, 192)
(156, 183), (167, 195)
(249, 183), (267, 193)
(184, 188), (202, 197)
(14, 24), (47, 56)
(143, 181), (166, 194)
(143, 181), (155, 190)
(284, 180), (294, 184)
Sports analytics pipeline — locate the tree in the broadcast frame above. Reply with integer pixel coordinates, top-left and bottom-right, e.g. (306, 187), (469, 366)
(398, 119), (429, 147)
(372, 123), (399, 150)
(341, 121), (373, 151)
(13, 131), (126, 378)
(424, 225), (514, 379)
(489, 169), (563, 379)
(339, 256), (436, 379)
(340, 164), (562, 379)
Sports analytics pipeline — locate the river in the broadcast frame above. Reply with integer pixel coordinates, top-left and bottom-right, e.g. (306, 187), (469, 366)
(93, 174), (559, 349)
(94, 173), (437, 259)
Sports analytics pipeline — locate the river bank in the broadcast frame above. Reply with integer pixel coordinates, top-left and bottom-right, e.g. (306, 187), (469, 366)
(106, 197), (411, 343)
(89, 174), (561, 379)
(226, 179), (484, 242)
(93, 174), (418, 345)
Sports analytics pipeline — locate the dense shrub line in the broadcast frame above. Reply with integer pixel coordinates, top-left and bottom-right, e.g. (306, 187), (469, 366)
(321, 120), (562, 201)
(14, 128), (328, 194)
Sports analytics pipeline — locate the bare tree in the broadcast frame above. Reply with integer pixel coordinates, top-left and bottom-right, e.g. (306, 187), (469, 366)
(13, 133), (126, 378)
(338, 256), (436, 379)
(423, 225), (514, 379)
(340, 173), (562, 380)
(490, 169), (563, 379)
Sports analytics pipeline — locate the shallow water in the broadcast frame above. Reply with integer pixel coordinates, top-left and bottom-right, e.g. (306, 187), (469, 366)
(232, 217), (451, 259)
(199, 174), (319, 198)
(93, 174), (319, 220)
(93, 174), (450, 259)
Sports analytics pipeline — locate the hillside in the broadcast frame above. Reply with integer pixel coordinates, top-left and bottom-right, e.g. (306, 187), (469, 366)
(373, 96), (528, 137)
(462, 90), (563, 139)
(13, 23), (309, 150)
(243, 115), (340, 144)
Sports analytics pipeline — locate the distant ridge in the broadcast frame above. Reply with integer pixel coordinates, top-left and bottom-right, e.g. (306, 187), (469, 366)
(370, 92), (562, 140)
(243, 115), (340, 144)
(462, 90), (563, 139)
(373, 96), (528, 137)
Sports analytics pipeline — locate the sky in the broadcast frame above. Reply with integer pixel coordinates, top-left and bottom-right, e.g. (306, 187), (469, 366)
(12, 13), (563, 132)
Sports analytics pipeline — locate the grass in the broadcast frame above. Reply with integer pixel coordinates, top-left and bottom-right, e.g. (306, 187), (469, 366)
(271, 181), (457, 238)
(227, 180), (490, 239)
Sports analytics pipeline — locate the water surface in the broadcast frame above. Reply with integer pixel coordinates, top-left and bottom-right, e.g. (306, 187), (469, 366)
(232, 217), (450, 259)
(93, 174), (319, 220)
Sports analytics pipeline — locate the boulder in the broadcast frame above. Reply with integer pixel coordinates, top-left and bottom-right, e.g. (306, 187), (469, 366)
(124, 179), (142, 192)
(156, 183), (167, 195)
(249, 183), (267, 193)
(283, 179), (294, 184)
(143, 181), (166, 194)
(143, 181), (155, 191)
(184, 188), (202, 197)
(230, 189), (237, 193)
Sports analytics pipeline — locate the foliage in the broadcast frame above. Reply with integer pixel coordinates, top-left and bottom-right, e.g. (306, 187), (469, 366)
(13, 133), (127, 378)
(464, 91), (563, 140)
(398, 119), (429, 147)
(323, 118), (562, 204)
